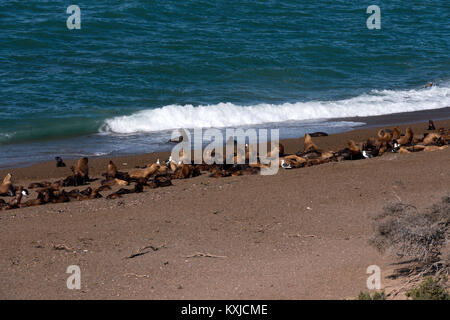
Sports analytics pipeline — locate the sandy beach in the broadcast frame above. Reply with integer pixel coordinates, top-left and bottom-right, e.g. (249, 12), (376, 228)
(0, 117), (449, 299)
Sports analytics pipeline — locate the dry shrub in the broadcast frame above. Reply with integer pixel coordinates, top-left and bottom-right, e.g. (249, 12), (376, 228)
(369, 196), (450, 275)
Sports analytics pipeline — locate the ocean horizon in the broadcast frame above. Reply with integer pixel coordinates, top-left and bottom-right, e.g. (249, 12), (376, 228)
(1, 1), (449, 168)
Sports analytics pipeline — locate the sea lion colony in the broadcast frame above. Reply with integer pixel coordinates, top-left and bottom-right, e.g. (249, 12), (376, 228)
(1, 122), (449, 211)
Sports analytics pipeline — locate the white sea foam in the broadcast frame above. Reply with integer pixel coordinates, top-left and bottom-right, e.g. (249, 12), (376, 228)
(102, 84), (450, 134)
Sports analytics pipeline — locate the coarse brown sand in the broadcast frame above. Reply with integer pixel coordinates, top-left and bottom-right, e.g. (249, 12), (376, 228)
(0, 118), (449, 299)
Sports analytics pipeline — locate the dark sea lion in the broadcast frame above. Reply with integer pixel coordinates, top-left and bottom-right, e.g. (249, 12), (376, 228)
(148, 175), (172, 188)
(308, 132), (328, 137)
(55, 156), (66, 167)
(278, 143), (285, 156)
(377, 129), (392, 144)
(428, 120), (436, 131)
(169, 136), (183, 143)
(423, 133), (442, 146)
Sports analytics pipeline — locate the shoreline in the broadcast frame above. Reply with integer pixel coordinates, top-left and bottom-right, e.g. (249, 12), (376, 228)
(1, 107), (449, 173)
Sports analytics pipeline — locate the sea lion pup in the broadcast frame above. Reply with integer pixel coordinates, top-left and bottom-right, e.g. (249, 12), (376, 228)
(428, 120), (436, 131)
(129, 163), (160, 180)
(423, 133), (443, 146)
(396, 128), (414, 146)
(55, 156), (66, 167)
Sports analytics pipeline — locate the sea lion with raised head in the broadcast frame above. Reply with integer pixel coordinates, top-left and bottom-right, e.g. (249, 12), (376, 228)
(107, 160), (118, 178)
(0, 174), (15, 196)
(346, 140), (365, 160)
(392, 127), (401, 140)
(428, 120), (436, 131)
(303, 134), (322, 153)
(396, 128), (414, 146)
(74, 157), (89, 179)
(55, 156), (66, 167)
(2, 187), (23, 210)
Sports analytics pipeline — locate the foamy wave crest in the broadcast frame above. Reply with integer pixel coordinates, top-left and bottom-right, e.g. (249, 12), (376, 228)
(102, 84), (450, 134)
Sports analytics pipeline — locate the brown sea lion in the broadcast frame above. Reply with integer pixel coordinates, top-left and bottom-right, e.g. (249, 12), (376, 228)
(423, 133), (442, 146)
(398, 147), (410, 154)
(169, 136), (183, 143)
(115, 178), (129, 186)
(377, 129), (393, 144)
(396, 128), (413, 145)
(173, 164), (200, 179)
(129, 163), (160, 179)
(107, 160), (118, 178)
(303, 134), (322, 153)
(74, 157), (89, 178)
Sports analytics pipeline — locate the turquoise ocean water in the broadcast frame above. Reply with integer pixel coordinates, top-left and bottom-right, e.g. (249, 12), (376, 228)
(0, 1), (449, 167)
